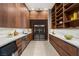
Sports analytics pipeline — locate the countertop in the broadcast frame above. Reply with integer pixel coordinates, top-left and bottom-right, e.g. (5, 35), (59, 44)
(0, 33), (31, 48)
(49, 33), (79, 48)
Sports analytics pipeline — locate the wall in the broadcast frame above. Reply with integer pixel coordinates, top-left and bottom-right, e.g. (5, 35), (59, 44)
(29, 10), (48, 20)
(0, 3), (30, 28)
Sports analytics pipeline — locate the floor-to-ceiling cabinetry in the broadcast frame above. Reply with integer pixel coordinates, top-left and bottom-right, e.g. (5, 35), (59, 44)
(51, 3), (79, 28)
(0, 3), (30, 28)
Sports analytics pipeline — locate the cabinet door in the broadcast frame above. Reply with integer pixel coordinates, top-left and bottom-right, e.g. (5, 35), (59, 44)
(64, 42), (78, 56)
(0, 41), (17, 56)
(16, 39), (22, 56)
(29, 34), (33, 41)
(21, 36), (27, 51)
(56, 45), (69, 56)
(49, 34), (68, 56)
(49, 34), (78, 56)
(53, 36), (66, 50)
(27, 34), (32, 41)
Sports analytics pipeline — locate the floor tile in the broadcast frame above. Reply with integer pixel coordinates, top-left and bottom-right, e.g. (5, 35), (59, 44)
(21, 41), (59, 56)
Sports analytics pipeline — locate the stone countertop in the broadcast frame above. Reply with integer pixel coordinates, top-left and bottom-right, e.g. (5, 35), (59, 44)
(0, 33), (31, 48)
(49, 33), (79, 48)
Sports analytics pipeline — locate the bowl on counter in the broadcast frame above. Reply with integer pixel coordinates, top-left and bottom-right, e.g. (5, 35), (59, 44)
(64, 34), (73, 40)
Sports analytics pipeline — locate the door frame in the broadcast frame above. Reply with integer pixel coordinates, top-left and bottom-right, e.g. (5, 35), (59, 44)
(30, 20), (48, 41)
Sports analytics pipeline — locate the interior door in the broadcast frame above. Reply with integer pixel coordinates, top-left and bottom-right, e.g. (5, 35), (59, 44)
(30, 20), (48, 41)
(34, 25), (45, 41)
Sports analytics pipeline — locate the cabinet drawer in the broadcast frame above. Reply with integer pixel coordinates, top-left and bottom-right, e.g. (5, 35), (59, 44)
(17, 47), (22, 56)
(49, 38), (68, 56)
(16, 39), (22, 47)
(16, 39), (22, 44)
(56, 46), (69, 56)
(49, 34), (78, 56)
(64, 42), (78, 56)
(54, 37), (65, 49)
(16, 43), (22, 48)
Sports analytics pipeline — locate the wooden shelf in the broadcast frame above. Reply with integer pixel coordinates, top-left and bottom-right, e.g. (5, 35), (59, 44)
(64, 4), (79, 12)
(52, 15), (55, 17)
(51, 3), (79, 29)
(56, 23), (63, 26)
(56, 17), (63, 22)
(52, 22), (55, 24)
(52, 19), (55, 21)
(64, 3), (73, 8)
(56, 4), (63, 11)
(57, 26), (63, 28)
(56, 7), (63, 15)
(56, 12), (63, 18)
(64, 19), (79, 23)
(52, 12), (55, 15)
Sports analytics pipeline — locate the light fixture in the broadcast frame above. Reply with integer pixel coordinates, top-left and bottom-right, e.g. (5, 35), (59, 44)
(31, 8), (35, 10)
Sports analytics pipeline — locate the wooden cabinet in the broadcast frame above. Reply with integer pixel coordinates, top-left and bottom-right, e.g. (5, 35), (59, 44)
(27, 33), (33, 41)
(49, 34), (79, 56)
(15, 33), (32, 56)
(16, 39), (22, 56)
(0, 3), (30, 28)
(51, 3), (79, 28)
(64, 42), (78, 56)
(29, 10), (48, 20)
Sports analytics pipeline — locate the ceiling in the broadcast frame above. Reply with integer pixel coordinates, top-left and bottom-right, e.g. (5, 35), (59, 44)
(26, 3), (54, 11)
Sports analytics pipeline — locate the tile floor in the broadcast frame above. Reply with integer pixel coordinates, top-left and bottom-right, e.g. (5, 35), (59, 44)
(21, 41), (59, 56)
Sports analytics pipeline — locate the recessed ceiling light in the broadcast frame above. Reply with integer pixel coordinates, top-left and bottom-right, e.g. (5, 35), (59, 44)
(31, 8), (35, 10)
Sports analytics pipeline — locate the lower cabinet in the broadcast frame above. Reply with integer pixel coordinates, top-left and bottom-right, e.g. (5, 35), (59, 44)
(16, 39), (22, 56)
(49, 34), (79, 56)
(15, 33), (32, 56)
(0, 41), (17, 56)
(0, 33), (32, 56)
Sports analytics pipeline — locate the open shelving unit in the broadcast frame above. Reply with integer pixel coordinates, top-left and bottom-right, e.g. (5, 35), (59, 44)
(51, 3), (79, 28)
(64, 3), (79, 28)
(55, 3), (64, 28)
(51, 5), (56, 28)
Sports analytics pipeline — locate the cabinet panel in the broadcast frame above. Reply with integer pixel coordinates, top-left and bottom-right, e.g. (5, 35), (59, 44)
(30, 11), (48, 20)
(64, 42), (78, 56)
(0, 41), (17, 56)
(49, 35), (68, 56)
(49, 34), (78, 56)
(0, 3), (30, 28)
(16, 39), (22, 56)
(15, 34), (32, 56)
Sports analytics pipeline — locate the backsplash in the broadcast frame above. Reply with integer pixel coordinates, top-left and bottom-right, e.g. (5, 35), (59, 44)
(50, 29), (79, 38)
(0, 28), (32, 35)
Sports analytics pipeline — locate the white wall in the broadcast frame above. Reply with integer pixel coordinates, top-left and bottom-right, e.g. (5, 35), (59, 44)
(48, 9), (52, 41)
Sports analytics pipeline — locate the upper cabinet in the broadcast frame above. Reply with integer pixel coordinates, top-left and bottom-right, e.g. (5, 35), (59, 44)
(30, 10), (48, 20)
(51, 3), (79, 29)
(0, 4), (9, 27)
(0, 3), (30, 28)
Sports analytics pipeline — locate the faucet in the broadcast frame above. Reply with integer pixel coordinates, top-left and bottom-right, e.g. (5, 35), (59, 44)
(52, 29), (55, 34)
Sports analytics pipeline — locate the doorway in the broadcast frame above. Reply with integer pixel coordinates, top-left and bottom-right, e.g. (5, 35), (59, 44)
(30, 20), (48, 41)
(34, 25), (45, 41)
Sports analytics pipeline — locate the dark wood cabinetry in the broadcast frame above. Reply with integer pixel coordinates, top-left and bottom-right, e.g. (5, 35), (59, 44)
(15, 33), (32, 56)
(51, 3), (79, 28)
(0, 3), (30, 28)
(16, 39), (22, 55)
(29, 11), (48, 20)
(27, 33), (33, 41)
(49, 34), (79, 56)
